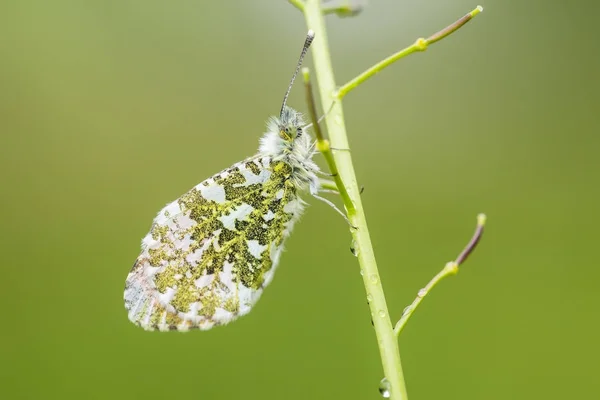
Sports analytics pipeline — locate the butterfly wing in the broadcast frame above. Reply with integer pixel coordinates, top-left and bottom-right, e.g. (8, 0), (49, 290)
(124, 157), (304, 331)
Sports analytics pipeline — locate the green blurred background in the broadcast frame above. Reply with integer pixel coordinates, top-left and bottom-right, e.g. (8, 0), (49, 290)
(2, 0), (599, 399)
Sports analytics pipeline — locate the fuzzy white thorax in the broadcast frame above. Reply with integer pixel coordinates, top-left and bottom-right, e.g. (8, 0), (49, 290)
(258, 106), (320, 193)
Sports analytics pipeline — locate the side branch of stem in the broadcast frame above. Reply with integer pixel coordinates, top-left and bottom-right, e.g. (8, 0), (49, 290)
(393, 214), (487, 337)
(336, 5), (484, 100)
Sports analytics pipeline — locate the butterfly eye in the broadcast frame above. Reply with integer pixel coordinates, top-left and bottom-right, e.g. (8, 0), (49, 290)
(280, 127), (290, 139)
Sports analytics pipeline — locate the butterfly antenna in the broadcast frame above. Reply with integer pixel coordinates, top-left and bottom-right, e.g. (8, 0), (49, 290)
(280, 30), (315, 118)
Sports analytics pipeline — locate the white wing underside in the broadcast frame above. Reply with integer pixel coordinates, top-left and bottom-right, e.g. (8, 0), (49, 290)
(124, 156), (306, 331)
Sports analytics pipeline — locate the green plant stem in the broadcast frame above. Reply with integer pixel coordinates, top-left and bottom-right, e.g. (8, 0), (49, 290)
(393, 214), (487, 336)
(394, 262), (459, 337)
(336, 5), (483, 100)
(302, 68), (354, 213)
(318, 179), (339, 193)
(301, 1), (408, 399)
(288, 0), (305, 12)
(322, 1), (363, 17)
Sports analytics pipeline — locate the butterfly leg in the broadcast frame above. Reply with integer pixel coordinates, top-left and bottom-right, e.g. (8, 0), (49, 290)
(315, 169), (337, 177)
(310, 183), (356, 228)
(311, 193), (355, 228)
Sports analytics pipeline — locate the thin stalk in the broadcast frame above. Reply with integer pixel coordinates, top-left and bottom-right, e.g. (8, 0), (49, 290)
(288, 0), (305, 12)
(302, 1), (408, 399)
(336, 5), (484, 100)
(393, 214), (487, 336)
(322, 1), (364, 17)
(303, 68), (354, 213)
(318, 179), (339, 193)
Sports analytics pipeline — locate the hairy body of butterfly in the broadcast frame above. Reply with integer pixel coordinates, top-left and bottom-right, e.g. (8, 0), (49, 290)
(124, 107), (321, 331)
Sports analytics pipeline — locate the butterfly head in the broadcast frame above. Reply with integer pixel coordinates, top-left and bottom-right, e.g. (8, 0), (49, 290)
(278, 106), (305, 142)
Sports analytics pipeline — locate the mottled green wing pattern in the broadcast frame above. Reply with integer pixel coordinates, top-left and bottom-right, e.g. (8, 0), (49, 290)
(124, 156), (305, 331)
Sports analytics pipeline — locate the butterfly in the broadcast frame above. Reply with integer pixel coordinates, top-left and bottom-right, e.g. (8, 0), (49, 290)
(123, 30), (338, 331)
